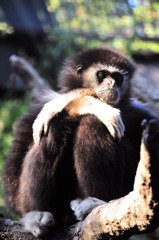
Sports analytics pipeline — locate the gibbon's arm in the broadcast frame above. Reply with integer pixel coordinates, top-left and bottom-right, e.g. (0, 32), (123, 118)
(33, 89), (125, 144)
(65, 95), (125, 140)
(33, 88), (95, 144)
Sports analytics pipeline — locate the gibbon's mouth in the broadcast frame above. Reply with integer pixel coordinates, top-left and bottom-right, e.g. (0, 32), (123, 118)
(96, 89), (119, 105)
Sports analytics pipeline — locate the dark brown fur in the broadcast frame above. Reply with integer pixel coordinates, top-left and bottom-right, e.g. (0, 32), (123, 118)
(3, 48), (158, 226)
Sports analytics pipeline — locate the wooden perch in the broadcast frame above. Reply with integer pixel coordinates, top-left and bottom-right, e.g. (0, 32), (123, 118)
(72, 130), (159, 240)
(1, 125), (159, 239)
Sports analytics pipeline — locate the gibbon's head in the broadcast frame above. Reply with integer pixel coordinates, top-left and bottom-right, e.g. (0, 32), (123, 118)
(58, 48), (136, 106)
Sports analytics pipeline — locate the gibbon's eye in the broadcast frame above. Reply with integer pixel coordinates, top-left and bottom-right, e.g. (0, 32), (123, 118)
(77, 65), (83, 75)
(97, 70), (108, 83)
(111, 72), (124, 87)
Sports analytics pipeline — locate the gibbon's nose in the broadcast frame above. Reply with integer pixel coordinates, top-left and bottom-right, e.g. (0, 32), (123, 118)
(106, 78), (116, 88)
(107, 80), (111, 86)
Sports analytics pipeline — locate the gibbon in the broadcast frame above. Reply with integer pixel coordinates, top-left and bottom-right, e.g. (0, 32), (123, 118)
(3, 48), (158, 237)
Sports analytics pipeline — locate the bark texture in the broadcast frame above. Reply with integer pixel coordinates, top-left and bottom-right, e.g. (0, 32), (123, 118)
(73, 137), (159, 240)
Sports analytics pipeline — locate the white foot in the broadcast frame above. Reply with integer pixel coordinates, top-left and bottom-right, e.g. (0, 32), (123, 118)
(71, 197), (106, 221)
(19, 211), (55, 237)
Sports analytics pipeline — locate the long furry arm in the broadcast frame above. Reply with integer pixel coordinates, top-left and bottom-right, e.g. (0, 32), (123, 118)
(33, 89), (125, 144)
(66, 96), (125, 140)
(32, 89), (94, 144)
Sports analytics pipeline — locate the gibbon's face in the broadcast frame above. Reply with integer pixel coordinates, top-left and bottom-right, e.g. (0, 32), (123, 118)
(80, 63), (129, 106)
(58, 48), (135, 106)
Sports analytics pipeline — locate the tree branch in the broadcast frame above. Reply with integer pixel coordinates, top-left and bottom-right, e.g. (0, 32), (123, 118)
(72, 136), (159, 240)
(9, 55), (51, 100)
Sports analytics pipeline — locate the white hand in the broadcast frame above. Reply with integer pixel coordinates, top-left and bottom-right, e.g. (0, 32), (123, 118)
(69, 96), (125, 141)
(33, 95), (66, 144)
(33, 90), (81, 144)
(33, 93), (125, 144)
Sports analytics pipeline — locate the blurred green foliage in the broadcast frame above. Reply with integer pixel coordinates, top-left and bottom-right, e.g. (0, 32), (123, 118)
(34, 0), (159, 85)
(44, 0), (159, 51)
(0, 97), (30, 209)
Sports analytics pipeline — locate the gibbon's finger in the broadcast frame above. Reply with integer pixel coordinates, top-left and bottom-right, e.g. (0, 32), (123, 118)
(113, 118), (124, 141)
(33, 121), (44, 145)
(115, 125), (122, 141)
(38, 125), (44, 144)
(120, 117), (125, 133)
(43, 118), (51, 136)
(34, 126), (41, 145)
(114, 116), (125, 136)
(117, 118), (125, 137)
(106, 122), (116, 139)
(102, 116), (121, 140)
(43, 112), (57, 136)
(117, 125), (124, 140)
(32, 120), (37, 144)
(112, 121), (122, 141)
(117, 127), (124, 139)
(43, 121), (49, 136)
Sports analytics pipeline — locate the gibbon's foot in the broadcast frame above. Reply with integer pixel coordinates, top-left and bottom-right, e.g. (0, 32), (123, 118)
(71, 197), (106, 221)
(19, 211), (55, 237)
(141, 119), (159, 150)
